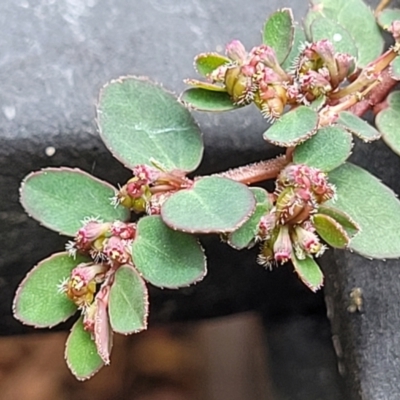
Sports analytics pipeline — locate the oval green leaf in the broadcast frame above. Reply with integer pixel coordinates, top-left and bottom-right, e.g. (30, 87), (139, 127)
(377, 9), (400, 30)
(263, 8), (294, 64)
(65, 317), (104, 381)
(390, 57), (400, 80)
(13, 252), (88, 328)
(311, 17), (358, 59)
(194, 52), (230, 76)
(161, 176), (256, 233)
(313, 213), (349, 248)
(109, 265), (148, 334)
(180, 88), (239, 112)
(376, 91), (400, 155)
(317, 205), (359, 238)
(263, 106), (319, 147)
(291, 255), (324, 292)
(228, 187), (273, 250)
(328, 163), (400, 258)
(20, 168), (129, 236)
(281, 25), (307, 71)
(306, 0), (384, 67)
(337, 111), (381, 142)
(98, 77), (204, 172)
(293, 126), (353, 172)
(132, 216), (206, 288)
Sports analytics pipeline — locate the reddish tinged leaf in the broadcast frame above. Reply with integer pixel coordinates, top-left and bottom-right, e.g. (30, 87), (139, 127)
(313, 213), (350, 249)
(94, 284), (113, 365)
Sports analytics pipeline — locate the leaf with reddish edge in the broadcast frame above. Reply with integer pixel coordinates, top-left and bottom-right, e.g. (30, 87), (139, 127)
(109, 265), (149, 334)
(20, 168), (129, 236)
(376, 91), (400, 155)
(184, 79), (227, 92)
(13, 252), (89, 328)
(227, 187), (273, 250)
(263, 8), (294, 64)
(263, 106), (319, 147)
(94, 284), (113, 364)
(328, 163), (400, 258)
(293, 126), (353, 172)
(180, 88), (239, 112)
(313, 213), (350, 249)
(97, 76), (203, 173)
(132, 216), (206, 289)
(337, 111), (381, 142)
(317, 205), (359, 238)
(291, 255), (324, 292)
(161, 176), (256, 234)
(65, 317), (104, 381)
(194, 52), (230, 77)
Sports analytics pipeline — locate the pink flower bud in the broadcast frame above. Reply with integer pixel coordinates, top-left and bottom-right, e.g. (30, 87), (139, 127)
(226, 40), (247, 62)
(65, 263), (107, 307)
(273, 226), (292, 264)
(103, 236), (132, 264)
(293, 225), (323, 256)
(335, 53), (355, 82)
(389, 20), (400, 41)
(75, 220), (111, 250)
(258, 212), (277, 240)
(111, 221), (136, 240)
(132, 164), (160, 185)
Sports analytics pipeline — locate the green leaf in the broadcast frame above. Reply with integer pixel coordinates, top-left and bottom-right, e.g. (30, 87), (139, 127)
(263, 8), (294, 64)
(281, 25), (307, 71)
(376, 91), (400, 155)
(109, 265), (148, 334)
(337, 111), (381, 142)
(184, 79), (227, 92)
(263, 106), (319, 147)
(376, 8), (400, 30)
(305, 0), (384, 67)
(65, 318), (104, 381)
(98, 76), (203, 172)
(293, 126), (353, 172)
(313, 213), (349, 248)
(317, 205), (359, 238)
(328, 163), (400, 258)
(311, 17), (358, 59)
(291, 255), (324, 292)
(390, 57), (400, 80)
(309, 95), (327, 112)
(132, 216), (206, 288)
(180, 88), (239, 112)
(228, 187), (273, 250)
(20, 168), (129, 236)
(194, 52), (230, 76)
(161, 176), (256, 233)
(13, 252), (88, 328)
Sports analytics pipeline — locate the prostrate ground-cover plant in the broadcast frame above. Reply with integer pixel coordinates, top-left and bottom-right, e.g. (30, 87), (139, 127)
(12, 0), (400, 380)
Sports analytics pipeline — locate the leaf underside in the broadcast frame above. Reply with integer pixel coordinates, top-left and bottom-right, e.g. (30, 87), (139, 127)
(180, 88), (239, 112)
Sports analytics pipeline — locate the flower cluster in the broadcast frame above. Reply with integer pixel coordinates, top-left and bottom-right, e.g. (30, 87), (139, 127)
(59, 218), (138, 362)
(256, 164), (336, 267)
(207, 39), (354, 120)
(113, 164), (192, 214)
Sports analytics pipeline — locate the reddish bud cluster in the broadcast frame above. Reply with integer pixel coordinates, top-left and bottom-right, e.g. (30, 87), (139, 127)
(256, 164), (335, 267)
(208, 39), (355, 119)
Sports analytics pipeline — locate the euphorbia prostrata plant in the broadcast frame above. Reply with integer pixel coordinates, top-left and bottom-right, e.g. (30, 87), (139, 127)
(13, 0), (400, 380)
